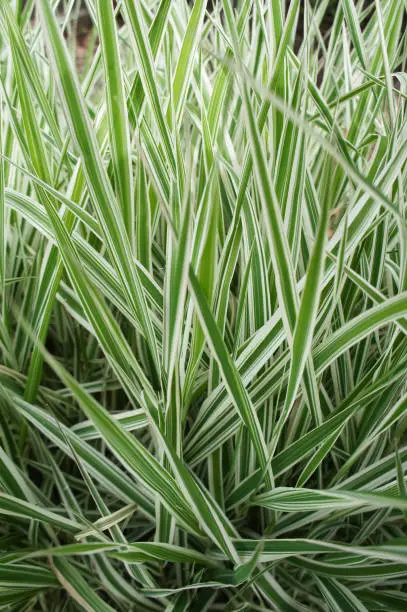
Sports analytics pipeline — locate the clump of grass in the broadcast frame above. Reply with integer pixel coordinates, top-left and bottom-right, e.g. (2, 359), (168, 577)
(0, 0), (407, 609)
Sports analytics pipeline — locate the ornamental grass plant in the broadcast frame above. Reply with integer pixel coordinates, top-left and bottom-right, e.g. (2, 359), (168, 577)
(1, 0), (407, 609)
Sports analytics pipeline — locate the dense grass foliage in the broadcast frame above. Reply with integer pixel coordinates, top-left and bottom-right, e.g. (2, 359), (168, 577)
(1, 0), (407, 609)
